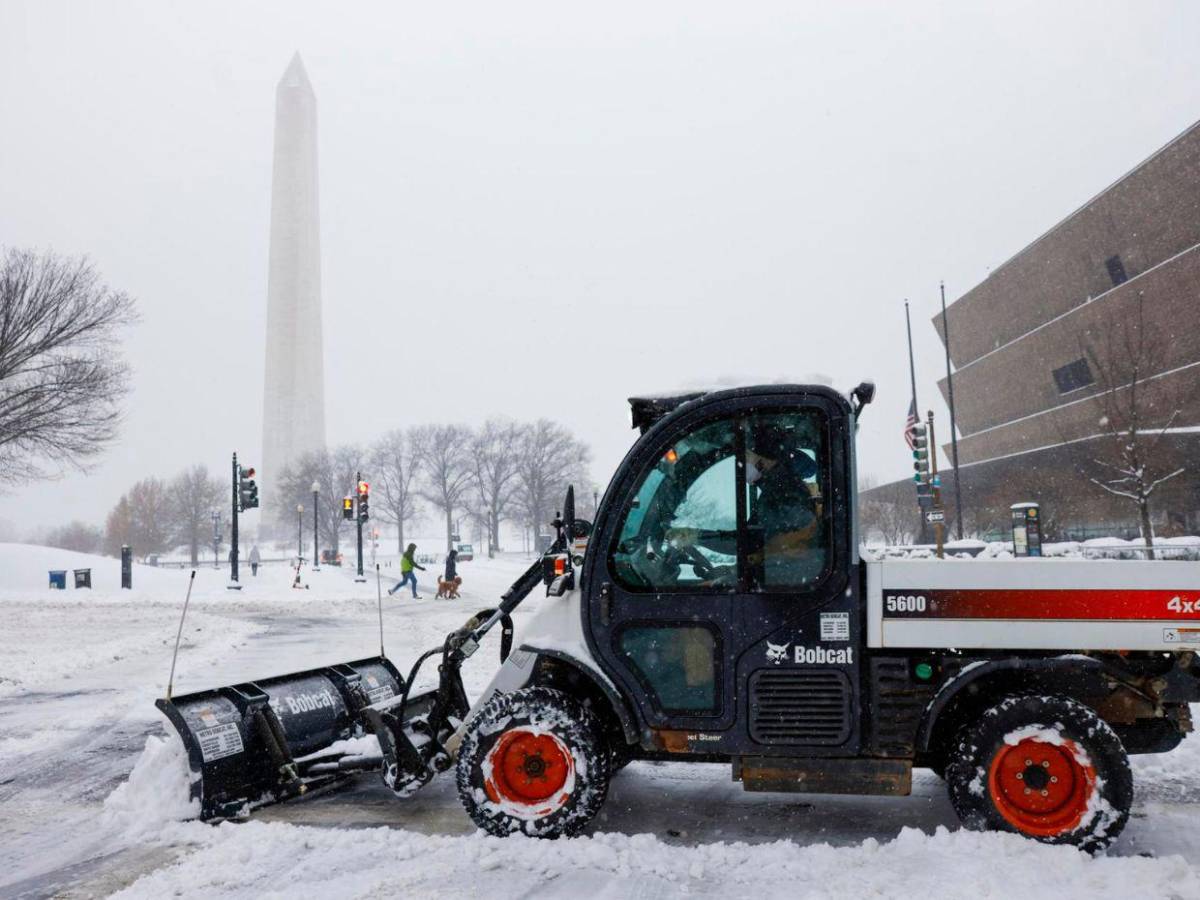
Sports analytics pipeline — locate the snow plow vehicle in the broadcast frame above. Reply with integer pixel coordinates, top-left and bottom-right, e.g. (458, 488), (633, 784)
(159, 382), (1200, 850)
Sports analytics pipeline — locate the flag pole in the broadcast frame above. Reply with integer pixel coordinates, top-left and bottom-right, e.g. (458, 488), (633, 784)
(905, 300), (927, 544)
(905, 300), (919, 411)
(940, 281), (965, 540)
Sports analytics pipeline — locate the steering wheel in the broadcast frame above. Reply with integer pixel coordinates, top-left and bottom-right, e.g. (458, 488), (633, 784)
(681, 544), (716, 579)
(660, 538), (723, 584)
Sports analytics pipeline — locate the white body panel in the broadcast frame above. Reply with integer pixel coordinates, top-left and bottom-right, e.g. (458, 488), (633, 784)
(866, 558), (1200, 651)
(464, 588), (613, 722)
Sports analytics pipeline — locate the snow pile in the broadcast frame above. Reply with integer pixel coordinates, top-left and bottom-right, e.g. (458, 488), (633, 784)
(104, 732), (200, 837)
(110, 822), (1200, 900)
(864, 536), (1200, 562)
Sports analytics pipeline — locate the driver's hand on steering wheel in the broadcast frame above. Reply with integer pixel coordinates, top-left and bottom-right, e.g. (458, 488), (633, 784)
(665, 527), (699, 548)
(699, 565), (737, 588)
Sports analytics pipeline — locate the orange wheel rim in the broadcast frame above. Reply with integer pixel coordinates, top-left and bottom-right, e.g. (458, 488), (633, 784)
(988, 737), (1096, 837)
(483, 727), (574, 813)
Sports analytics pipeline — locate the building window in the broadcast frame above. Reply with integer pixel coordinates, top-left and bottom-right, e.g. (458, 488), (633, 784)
(1105, 254), (1127, 287)
(1052, 358), (1095, 394)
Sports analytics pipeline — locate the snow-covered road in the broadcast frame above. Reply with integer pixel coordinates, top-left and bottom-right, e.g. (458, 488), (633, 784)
(1, 545), (1198, 899)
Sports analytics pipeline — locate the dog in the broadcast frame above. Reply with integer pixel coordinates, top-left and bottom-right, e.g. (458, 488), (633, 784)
(436, 575), (462, 600)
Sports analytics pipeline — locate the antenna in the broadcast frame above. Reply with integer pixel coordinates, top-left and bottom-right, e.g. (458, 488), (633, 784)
(376, 563), (385, 658)
(167, 570), (197, 701)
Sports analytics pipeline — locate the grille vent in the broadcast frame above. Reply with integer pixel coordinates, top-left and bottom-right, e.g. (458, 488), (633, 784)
(749, 668), (851, 745)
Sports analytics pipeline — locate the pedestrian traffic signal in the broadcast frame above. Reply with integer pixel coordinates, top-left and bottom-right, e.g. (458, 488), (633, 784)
(911, 424), (930, 483)
(238, 465), (259, 510)
(357, 481), (369, 522)
(342, 497), (354, 520)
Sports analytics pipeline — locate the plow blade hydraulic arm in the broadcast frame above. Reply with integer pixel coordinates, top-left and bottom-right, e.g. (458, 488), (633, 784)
(157, 656), (403, 821)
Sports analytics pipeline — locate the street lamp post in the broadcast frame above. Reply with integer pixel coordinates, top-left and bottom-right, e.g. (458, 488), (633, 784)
(311, 480), (321, 571)
(297, 504), (304, 561)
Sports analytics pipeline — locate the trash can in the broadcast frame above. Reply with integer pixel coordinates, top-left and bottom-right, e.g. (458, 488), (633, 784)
(49, 570), (67, 590)
(73, 568), (92, 589)
(1011, 503), (1043, 557)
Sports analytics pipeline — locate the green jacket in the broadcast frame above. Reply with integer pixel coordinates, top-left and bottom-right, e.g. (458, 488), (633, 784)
(401, 551), (424, 573)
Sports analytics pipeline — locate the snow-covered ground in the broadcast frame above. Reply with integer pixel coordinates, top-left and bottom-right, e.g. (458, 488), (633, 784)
(1, 544), (1198, 899)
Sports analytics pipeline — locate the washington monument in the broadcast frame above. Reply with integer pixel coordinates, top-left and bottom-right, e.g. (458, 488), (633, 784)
(261, 53), (326, 522)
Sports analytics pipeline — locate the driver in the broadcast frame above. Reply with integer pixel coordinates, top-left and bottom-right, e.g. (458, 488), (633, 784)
(746, 421), (822, 585)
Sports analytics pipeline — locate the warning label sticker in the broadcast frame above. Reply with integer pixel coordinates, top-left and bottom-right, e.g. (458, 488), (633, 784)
(1164, 627), (1200, 644)
(820, 612), (850, 642)
(367, 684), (395, 703)
(196, 722), (244, 762)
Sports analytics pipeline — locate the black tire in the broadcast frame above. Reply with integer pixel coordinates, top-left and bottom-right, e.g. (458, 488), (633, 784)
(945, 694), (1132, 852)
(456, 687), (610, 838)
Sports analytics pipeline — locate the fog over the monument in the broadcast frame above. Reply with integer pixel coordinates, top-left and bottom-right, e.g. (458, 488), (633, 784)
(2, 1), (1198, 532)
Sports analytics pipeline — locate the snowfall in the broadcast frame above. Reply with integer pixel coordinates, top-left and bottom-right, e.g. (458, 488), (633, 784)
(1, 543), (1198, 899)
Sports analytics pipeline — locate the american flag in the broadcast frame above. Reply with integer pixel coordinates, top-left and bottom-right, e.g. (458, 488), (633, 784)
(903, 398), (919, 450)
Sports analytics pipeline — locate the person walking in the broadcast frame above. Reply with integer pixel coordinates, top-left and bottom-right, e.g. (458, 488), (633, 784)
(389, 543), (425, 598)
(444, 548), (458, 582)
(249, 545), (261, 577)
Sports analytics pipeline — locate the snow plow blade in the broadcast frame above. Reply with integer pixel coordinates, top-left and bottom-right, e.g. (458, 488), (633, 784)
(156, 656), (404, 821)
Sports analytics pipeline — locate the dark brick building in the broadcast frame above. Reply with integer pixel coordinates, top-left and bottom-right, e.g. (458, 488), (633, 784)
(870, 118), (1200, 541)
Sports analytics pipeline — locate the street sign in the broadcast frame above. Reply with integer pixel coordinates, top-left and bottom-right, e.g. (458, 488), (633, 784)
(926, 510), (945, 523)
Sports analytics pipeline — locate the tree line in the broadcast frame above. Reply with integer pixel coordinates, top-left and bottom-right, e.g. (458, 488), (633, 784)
(37, 464), (225, 563)
(38, 418), (591, 563)
(274, 419), (592, 556)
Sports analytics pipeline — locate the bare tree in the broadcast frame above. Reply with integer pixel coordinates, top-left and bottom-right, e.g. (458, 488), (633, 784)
(470, 419), (523, 557)
(128, 477), (173, 555)
(372, 429), (423, 555)
(0, 249), (137, 486)
(859, 478), (919, 546)
(329, 443), (368, 559)
(1078, 292), (1185, 559)
(513, 420), (592, 546)
(276, 445), (366, 557)
(170, 464), (224, 566)
(104, 496), (133, 557)
(45, 520), (103, 554)
(104, 477), (172, 557)
(414, 424), (475, 553)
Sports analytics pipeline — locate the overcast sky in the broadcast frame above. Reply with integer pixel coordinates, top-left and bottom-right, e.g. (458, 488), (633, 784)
(2, 1), (1198, 535)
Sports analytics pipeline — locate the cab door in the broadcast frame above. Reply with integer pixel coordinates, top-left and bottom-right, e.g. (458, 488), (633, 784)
(582, 390), (857, 754)
(588, 409), (744, 736)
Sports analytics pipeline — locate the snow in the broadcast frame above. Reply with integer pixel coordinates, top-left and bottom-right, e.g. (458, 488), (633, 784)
(863, 535), (1200, 561)
(106, 823), (1200, 900)
(2, 544), (1199, 898)
(103, 733), (200, 839)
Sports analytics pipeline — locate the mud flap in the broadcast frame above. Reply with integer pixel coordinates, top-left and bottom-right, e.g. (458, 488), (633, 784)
(156, 656), (403, 820)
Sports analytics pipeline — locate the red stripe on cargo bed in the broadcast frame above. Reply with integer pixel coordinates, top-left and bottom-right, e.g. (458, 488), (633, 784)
(882, 588), (1199, 620)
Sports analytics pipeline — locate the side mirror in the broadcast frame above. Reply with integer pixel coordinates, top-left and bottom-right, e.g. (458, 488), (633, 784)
(851, 381), (876, 417)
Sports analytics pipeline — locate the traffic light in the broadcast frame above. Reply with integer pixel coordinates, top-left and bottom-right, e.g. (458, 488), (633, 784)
(238, 466), (259, 510)
(357, 481), (369, 523)
(342, 496), (354, 520)
(911, 424), (930, 483)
